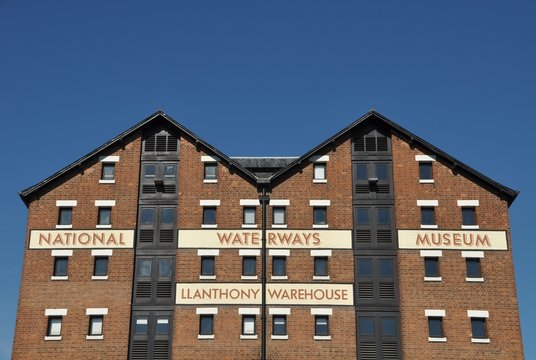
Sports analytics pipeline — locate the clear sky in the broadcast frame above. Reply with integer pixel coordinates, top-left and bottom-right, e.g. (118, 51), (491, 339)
(1, 0), (534, 358)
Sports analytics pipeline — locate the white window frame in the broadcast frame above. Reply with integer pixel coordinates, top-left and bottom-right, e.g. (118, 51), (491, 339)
(271, 200), (289, 228)
(310, 156), (329, 183)
(91, 250), (112, 280)
(240, 249), (260, 280)
(417, 200), (438, 229)
(310, 200), (330, 229)
(95, 200), (116, 229)
(270, 250), (289, 280)
(467, 310), (490, 343)
(198, 249), (219, 280)
(415, 154), (436, 184)
(51, 250), (73, 281)
(99, 156), (119, 184)
(420, 250), (442, 282)
(311, 250), (332, 280)
(462, 251), (484, 282)
(241, 200), (258, 228)
(239, 308), (259, 339)
(44, 308), (67, 341)
(200, 200), (220, 228)
(425, 309), (447, 342)
(458, 200), (480, 229)
(86, 308), (108, 340)
(55, 200), (77, 229)
(197, 307), (217, 339)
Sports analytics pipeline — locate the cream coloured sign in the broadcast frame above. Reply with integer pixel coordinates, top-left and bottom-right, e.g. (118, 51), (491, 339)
(29, 230), (135, 249)
(398, 230), (507, 250)
(176, 283), (353, 306)
(178, 229), (352, 249)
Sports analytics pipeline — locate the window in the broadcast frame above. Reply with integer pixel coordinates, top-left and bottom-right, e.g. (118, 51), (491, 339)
(315, 315), (329, 336)
(138, 258), (152, 277)
(471, 318), (488, 340)
(199, 315), (214, 336)
(462, 207), (477, 226)
(144, 164), (156, 179)
(47, 316), (62, 337)
(58, 207), (72, 226)
(421, 207), (435, 226)
(159, 258), (173, 277)
(272, 257), (286, 277)
(204, 163), (217, 181)
(466, 258), (482, 278)
(101, 163), (115, 181)
(272, 315), (286, 336)
(242, 315), (256, 336)
(313, 207), (327, 226)
(88, 315), (103, 336)
(201, 256), (215, 276)
(424, 257), (439, 278)
(98, 207), (112, 226)
(135, 317), (148, 334)
(358, 317), (374, 336)
(314, 257), (328, 277)
(203, 207), (217, 225)
(156, 317), (170, 334)
(428, 317), (443, 338)
(163, 165), (176, 180)
(54, 257), (68, 277)
(243, 207), (256, 225)
(419, 162), (433, 181)
(273, 207), (286, 225)
(94, 256), (108, 277)
(242, 256), (256, 277)
(313, 163), (326, 181)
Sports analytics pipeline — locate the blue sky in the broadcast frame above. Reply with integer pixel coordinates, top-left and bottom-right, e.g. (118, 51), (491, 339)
(1, 0), (534, 358)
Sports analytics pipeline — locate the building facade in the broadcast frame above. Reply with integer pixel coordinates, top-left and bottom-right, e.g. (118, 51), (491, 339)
(13, 110), (524, 359)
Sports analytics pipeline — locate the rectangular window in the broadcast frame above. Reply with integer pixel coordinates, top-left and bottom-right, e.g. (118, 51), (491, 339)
(93, 256), (108, 276)
(243, 207), (256, 225)
(315, 315), (329, 336)
(419, 162), (433, 180)
(428, 317), (443, 338)
(242, 315), (256, 335)
(163, 165), (176, 180)
(156, 317), (170, 334)
(272, 315), (286, 335)
(135, 317), (148, 334)
(471, 318), (487, 339)
(273, 207), (286, 225)
(313, 207), (327, 225)
(272, 257), (286, 277)
(54, 257), (68, 277)
(58, 207), (72, 226)
(466, 258), (482, 278)
(47, 316), (62, 337)
(242, 256), (256, 276)
(421, 207), (436, 226)
(204, 163), (217, 180)
(201, 256), (215, 276)
(203, 207), (217, 225)
(98, 207), (112, 226)
(462, 207), (477, 226)
(101, 163), (115, 181)
(313, 163), (326, 180)
(199, 315), (214, 335)
(314, 257), (328, 277)
(89, 315), (103, 336)
(424, 257), (439, 278)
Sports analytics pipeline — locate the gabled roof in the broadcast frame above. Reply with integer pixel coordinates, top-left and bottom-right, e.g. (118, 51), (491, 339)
(270, 110), (519, 205)
(20, 110), (519, 207)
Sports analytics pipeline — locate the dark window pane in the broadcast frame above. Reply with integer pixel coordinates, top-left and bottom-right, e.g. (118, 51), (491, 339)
(243, 257), (256, 276)
(466, 258), (482, 278)
(144, 164), (156, 178)
(315, 315), (329, 336)
(381, 318), (396, 337)
(160, 208), (175, 225)
(159, 259), (173, 277)
(356, 208), (369, 225)
(94, 256), (108, 276)
(135, 317), (148, 334)
(204, 163), (217, 180)
(138, 259), (152, 277)
(314, 257), (328, 276)
(358, 317), (374, 336)
(58, 208), (72, 225)
(200, 315), (213, 335)
(140, 208), (154, 225)
(471, 318), (487, 338)
(203, 207), (216, 225)
(244, 207), (256, 225)
(356, 164), (368, 181)
(201, 257), (215, 276)
(272, 257), (286, 276)
(376, 163), (388, 181)
(54, 257), (68, 276)
(98, 207), (111, 225)
(421, 207), (435, 225)
(377, 208), (390, 225)
(419, 162), (433, 180)
(462, 207), (476, 225)
(102, 163), (115, 180)
(313, 207), (327, 225)
(273, 315), (286, 335)
(379, 259), (394, 277)
(273, 207), (285, 224)
(428, 317), (443, 337)
(163, 165), (176, 179)
(156, 317), (170, 334)
(358, 259), (372, 277)
(424, 257), (439, 277)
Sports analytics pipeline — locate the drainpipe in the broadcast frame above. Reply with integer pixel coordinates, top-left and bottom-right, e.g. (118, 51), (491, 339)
(259, 187), (270, 360)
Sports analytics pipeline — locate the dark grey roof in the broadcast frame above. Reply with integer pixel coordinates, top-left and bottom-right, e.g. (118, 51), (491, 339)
(231, 157), (298, 169)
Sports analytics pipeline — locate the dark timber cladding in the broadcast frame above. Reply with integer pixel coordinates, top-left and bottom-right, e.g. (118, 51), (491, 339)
(352, 124), (401, 359)
(130, 122), (180, 359)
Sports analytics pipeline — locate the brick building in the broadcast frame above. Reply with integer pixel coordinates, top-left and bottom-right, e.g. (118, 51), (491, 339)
(13, 110), (524, 359)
